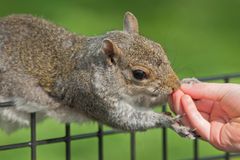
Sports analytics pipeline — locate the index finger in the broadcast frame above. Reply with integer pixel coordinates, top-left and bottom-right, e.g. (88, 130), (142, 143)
(181, 83), (239, 102)
(181, 95), (211, 141)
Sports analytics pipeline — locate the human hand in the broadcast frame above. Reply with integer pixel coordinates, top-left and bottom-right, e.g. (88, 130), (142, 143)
(169, 82), (240, 152)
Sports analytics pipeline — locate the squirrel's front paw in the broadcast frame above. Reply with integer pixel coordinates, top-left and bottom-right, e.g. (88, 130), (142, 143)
(158, 113), (197, 139)
(170, 122), (197, 139)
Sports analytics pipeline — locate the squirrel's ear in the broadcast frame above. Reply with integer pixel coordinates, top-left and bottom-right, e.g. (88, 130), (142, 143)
(101, 39), (121, 64)
(123, 11), (139, 34)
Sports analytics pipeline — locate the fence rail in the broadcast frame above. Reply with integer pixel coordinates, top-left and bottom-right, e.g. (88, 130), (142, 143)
(1, 73), (240, 160)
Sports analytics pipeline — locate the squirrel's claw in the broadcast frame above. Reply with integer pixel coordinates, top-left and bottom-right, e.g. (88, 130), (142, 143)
(159, 113), (196, 139)
(172, 114), (184, 122)
(163, 111), (172, 116)
(170, 123), (196, 139)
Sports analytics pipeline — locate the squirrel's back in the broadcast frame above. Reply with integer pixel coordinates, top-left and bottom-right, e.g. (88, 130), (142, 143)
(0, 15), (86, 92)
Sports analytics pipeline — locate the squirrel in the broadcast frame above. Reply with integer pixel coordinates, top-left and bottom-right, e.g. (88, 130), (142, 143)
(0, 12), (195, 138)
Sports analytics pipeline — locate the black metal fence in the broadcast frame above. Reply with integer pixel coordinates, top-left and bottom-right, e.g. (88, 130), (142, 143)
(1, 73), (240, 160)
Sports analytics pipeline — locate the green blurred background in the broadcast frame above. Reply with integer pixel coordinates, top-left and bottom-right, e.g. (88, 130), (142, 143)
(0, 0), (240, 160)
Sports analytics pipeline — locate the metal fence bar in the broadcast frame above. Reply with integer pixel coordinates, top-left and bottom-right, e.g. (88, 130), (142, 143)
(227, 153), (240, 159)
(199, 154), (237, 160)
(65, 123), (71, 160)
(30, 113), (37, 160)
(186, 153), (240, 160)
(0, 142), (29, 150)
(0, 130), (126, 151)
(225, 152), (230, 160)
(198, 73), (240, 81)
(98, 124), (104, 160)
(130, 132), (136, 160)
(162, 104), (167, 160)
(193, 139), (199, 160)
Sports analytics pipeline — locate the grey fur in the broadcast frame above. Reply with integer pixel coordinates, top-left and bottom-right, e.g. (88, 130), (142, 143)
(0, 12), (195, 138)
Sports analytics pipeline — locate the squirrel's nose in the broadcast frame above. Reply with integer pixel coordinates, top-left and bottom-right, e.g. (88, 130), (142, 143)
(165, 73), (180, 92)
(172, 80), (181, 91)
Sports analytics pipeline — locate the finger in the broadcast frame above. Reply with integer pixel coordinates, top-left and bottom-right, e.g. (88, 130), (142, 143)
(180, 114), (193, 128)
(210, 120), (225, 150)
(181, 82), (239, 102)
(171, 90), (184, 114)
(168, 96), (174, 113)
(169, 91), (193, 127)
(181, 95), (211, 141)
(200, 112), (210, 121)
(194, 99), (214, 114)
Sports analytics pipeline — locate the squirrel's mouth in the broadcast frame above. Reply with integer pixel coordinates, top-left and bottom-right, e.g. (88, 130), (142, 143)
(143, 86), (174, 107)
(120, 86), (175, 108)
(149, 93), (169, 107)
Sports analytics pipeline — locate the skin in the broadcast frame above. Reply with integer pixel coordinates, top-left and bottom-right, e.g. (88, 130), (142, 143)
(170, 82), (240, 152)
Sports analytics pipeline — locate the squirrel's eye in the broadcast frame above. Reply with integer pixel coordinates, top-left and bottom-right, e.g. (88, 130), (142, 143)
(132, 69), (147, 80)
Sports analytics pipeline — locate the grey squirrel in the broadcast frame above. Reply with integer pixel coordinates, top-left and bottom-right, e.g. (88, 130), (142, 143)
(0, 12), (195, 138)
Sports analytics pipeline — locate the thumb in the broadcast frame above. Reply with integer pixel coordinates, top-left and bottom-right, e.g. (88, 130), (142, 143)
(181, 82), (237, 101)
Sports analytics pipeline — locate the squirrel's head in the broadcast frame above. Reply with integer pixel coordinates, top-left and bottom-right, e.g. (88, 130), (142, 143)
(93, 12), (180, 108)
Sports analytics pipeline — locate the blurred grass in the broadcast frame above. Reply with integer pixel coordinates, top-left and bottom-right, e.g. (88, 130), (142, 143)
(0, 0), (240, 159)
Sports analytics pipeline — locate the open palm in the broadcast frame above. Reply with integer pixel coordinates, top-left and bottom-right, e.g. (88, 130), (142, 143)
(170, 82), (240, 152)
